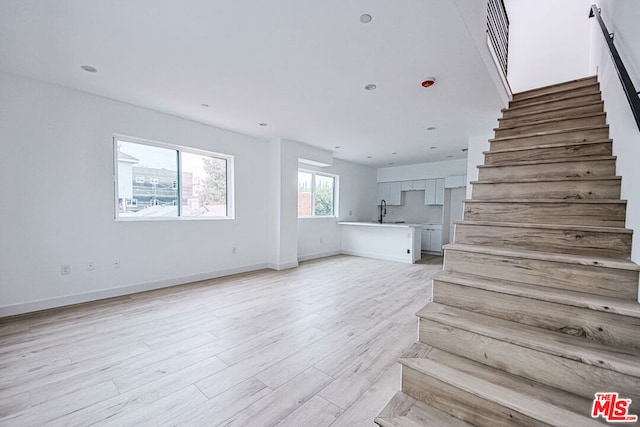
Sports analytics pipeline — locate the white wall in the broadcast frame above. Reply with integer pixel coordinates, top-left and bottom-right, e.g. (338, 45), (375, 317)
(466, 134), (493, 199)
(588, 0), (640, 268)
(0, 71), (270, 316)
(505, 0), (593, 92)
(297, 158), (377, 261)
(377, 158), (467, 182)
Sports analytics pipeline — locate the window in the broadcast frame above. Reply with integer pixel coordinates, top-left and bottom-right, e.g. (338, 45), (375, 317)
(297, 170), (338, 217)
(115, 136), (233, 219)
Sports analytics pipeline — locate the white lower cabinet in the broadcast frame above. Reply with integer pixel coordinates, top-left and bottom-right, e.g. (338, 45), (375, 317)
(421, 226), (442, 254)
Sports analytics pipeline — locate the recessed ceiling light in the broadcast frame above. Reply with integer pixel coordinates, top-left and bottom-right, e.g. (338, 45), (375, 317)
(259, 122), (268, 127)
(201, 103), (209, 107)
(80, 65), (97, 73)
(447, 155), (453, 158)
(335, 146), (341, 149)
(392, 152), (397, 155)
(367, 155), (373, 159)
(430, 146), (437, 149)
(360, 14), (373, 23)
(427, 127), (436, 131)
(364, 84), (377, 91)
(388, 162), (394, 165)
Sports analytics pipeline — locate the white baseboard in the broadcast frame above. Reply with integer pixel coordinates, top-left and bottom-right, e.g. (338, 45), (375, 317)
(0, 263), (268, 318)
(266, 261), (299, 271)
(298, 250), (341, 262)
(340, 250), (413, 264)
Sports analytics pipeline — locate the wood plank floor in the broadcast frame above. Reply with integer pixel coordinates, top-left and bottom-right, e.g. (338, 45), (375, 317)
(0, 255), (441, 426)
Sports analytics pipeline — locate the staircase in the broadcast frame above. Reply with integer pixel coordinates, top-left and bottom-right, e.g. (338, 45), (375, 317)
(375, 76), (640, 426)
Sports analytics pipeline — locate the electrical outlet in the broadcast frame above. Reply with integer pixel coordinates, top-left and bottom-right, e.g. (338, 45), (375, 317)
(232, 247), (237, 254)
(113, 259), (120, 269)
(61, 265), (71, 275)
(407, 249), (411, 254)
(87, 261), (95, 271)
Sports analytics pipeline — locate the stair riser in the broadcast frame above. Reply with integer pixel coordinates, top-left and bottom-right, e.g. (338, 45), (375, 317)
(453, 223), (631, 259)
(511, 77), (598, 101)
(502, 94), (603, 118)
(401, 366), (546, 427)
(472, 180), (621, 200)
(509, 86), (600, 108)
(495, 115), (607, 138)
(463, 201), (626, 228)
(433, 281), (640, 349)
(498, 103), (604, 128)
(443, 249), (638, 299)
(484, 142), (612, 166)
(478, 159), (616, 181)
(490, 127), (610, 151)
(417, 319), (640, 412)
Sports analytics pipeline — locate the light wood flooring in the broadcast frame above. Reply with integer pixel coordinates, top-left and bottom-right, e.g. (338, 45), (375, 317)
(0, 255), (441, 426)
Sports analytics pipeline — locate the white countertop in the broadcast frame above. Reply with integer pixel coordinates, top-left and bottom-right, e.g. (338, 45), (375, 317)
(338, 221), (423, 228)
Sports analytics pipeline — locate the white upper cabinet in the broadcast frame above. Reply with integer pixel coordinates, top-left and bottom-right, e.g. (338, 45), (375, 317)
(411, 180), (426, 190)
(444, 175), (467, 188)
(425, 178), (444, 205)
(377, 182), (403, 205)
(388, 181), (403, 205)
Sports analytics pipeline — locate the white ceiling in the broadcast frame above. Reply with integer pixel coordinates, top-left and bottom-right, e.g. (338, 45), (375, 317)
(0, 0), (505, 167)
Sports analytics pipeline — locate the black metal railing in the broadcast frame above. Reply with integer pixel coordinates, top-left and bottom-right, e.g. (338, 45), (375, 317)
(590, 4), (640, 131)
(487, 0), (509, 78)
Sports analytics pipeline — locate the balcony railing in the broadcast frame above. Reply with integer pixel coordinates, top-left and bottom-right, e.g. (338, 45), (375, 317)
(487, 0), (509, 78)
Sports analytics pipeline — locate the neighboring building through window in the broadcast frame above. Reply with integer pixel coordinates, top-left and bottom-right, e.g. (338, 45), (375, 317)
(115, 136), (232, 219)
(297, 170), (338, 217)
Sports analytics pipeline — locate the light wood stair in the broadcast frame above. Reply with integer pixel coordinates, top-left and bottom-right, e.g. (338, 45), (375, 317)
(376, 76), (640, 426)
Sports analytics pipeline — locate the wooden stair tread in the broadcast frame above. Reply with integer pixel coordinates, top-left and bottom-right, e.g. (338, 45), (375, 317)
(453, 220), (633, 234)
(493, 112), (606, 132)
(485, 139), (613, 155)
(471, 176), (621, 184)
(489, 124), (609, 143)
(417, 303), (640, 377)
(502, 93), (602, 115)
(433, 270), (640, 319)
(398, 354), (602, 426)
(477, 155), (616, 168)
(510, 76), (598, 101)
(498, 101), (604, 122)
(401, 342), (595, 416)
(464, 198), (626, 205)
(509, 84), (600, 104)
(375, 391), (473, 427)
(443, 243), (640, 271)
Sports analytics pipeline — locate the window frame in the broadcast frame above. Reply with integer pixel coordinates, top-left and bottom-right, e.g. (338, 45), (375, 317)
(297, 168), (339, 219)
(113, 135), (234, 221)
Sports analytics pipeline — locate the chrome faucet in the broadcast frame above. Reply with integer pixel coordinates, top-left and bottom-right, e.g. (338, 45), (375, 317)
(379, 199), (387, 223)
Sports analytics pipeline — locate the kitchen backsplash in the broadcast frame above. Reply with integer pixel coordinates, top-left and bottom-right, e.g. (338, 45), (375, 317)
(382, 190), (443, 224)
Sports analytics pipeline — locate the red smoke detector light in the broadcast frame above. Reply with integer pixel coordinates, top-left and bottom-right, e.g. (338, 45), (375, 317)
(421, 78), (436, 88)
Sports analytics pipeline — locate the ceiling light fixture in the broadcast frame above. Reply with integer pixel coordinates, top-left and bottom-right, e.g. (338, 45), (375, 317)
(334, 146), (341, 149)
(360, 14), (372, 23)
(392, 152), (397, 155)
(427, 127), (436, 131)
(201, 103), (209, 107)
(364, 84), (377, 91)
(430, 146), (437, 149)
(367, 155), (373, 159)
(80, 65), (97, 73)
(259, 122), (268, 127)
(421, 77), (436, 88)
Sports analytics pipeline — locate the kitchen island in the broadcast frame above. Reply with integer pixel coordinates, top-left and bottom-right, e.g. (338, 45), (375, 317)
(338, 222), (422, 264)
